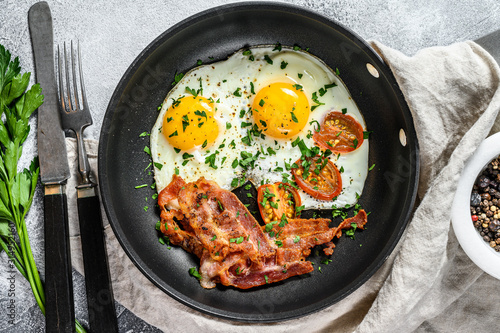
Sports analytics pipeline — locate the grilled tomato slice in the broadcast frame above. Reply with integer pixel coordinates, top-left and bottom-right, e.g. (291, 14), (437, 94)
(313, 111), (364, 153)
(257, 182), (302, 224)
(291, 156), (342, 200)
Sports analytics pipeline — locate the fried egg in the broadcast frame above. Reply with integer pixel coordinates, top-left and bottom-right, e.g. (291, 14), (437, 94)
(150, 45), (369, 209)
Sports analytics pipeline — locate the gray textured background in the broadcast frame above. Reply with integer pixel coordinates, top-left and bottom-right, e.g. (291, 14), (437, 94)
(1, 0), (500, 332)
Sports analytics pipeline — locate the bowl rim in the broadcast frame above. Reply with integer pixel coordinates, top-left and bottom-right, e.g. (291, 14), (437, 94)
(452, 132), (500, 280)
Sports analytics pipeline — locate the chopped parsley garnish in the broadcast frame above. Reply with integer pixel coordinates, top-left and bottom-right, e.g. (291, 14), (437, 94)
(169, 130), (178, 138)
(186, 86), (200, 97)
(182, 152), (194, 160)
(211, 235), (217, 241)
(139, 131), (149, 137)
(264, 55), (273, 64)
(233, 87), (242, 97)
(188, 267), (201, 279)
(239, 109), (246, 118)
(311, 91), (325, 111)
(273, 42), (282, 51)
(265, 221), (278, 232)
(309, 120), (320, 132)
(293, 235), (300, 243)
(363, 130), (372, 139)
(171, 96), (183, 108)
(369, 163), (376, 171)
(292, 84), (303, 91)
(135, 184), (147, 189)
(318, 82), (337, 96)
(290, 111), (298, 123)
(231, 159), (239, 168)
(352, 138), (359, 149)
(259, 99), (265, 107)
(345, 222), (358, 239)
(194, 110), (207, 119)
(280, 61), (288, 69)
(241, 131), (252, 146)
(196, 59), (203, 65)
(182, 115), (189, 132)
(205, 151), (219, 169)
(342, 108), (347, 114)
(298, 73), (303, 79)
(296, 205), (305, 214)
(230, 236), (244, 244)
(143, 146), (151, 155)
(154, 162), (163, 170)
(172, 72), (184, 86)
(242, 49), (254, 61)
(250, 81), (255, 94)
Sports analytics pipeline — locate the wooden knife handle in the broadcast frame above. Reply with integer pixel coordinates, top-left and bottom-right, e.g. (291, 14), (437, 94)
(77, 194), (118, 332)
(44, 192), (76, 333)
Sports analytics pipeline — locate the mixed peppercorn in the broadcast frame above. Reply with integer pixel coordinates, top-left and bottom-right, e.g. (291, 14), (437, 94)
(470, 155), (500, 252)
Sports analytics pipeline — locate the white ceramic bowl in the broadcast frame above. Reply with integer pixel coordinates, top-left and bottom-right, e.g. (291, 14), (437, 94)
(452, 132), (500, 280)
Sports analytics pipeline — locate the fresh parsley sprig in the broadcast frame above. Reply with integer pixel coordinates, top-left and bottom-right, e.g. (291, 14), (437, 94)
(0, 45), (86, 333)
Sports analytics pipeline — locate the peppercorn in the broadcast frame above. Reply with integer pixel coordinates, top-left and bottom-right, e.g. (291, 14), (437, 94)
(471, 155), (500, 251)
(471, 192), (482, 206)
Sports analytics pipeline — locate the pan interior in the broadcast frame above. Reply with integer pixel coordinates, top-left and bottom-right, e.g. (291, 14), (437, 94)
(99, 2), (418, 322)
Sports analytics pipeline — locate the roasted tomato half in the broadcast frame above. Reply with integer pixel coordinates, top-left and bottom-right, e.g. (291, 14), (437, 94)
(313, 111), (364, 153)
(257, 182), (302, 224)
(291, 156), (342, 200)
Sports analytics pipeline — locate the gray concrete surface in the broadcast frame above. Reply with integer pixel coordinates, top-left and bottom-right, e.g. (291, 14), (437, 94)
(1, 0), (500, 331)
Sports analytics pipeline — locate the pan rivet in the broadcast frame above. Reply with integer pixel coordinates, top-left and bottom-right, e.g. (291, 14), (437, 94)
(399, 128), (407, 146)
(366, 63), (379, 78)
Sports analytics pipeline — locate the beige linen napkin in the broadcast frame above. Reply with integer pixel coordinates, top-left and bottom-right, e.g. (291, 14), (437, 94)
(68, 40), (500, 332)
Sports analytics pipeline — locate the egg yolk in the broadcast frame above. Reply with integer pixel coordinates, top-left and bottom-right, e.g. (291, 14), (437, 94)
(252, 82), (310, 138)
(162, 96), (219, 150)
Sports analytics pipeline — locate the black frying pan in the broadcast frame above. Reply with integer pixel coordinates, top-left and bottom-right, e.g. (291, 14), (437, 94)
(98, 2), (419, 322)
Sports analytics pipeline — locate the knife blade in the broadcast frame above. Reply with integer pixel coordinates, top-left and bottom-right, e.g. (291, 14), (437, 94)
(475, 29), (500, 65)
(28, 2), (75, 333)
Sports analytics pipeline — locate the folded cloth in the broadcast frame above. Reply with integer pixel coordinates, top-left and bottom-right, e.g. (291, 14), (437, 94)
(68, 40), (500, 333)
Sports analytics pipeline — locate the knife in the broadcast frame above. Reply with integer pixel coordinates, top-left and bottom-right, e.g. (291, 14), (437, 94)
(475, 29), (500, 65)
(28, 2), (75, 333)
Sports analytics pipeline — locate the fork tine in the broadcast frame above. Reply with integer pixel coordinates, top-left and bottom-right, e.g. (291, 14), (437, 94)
(70, 41), (80, 111)
(77, 41), (88, 110)
(57, 45), (66, 112)
(63, 42), (74, 112)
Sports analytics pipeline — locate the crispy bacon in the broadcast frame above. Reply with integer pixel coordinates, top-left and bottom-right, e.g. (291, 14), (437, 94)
(158, 176), (368, 289)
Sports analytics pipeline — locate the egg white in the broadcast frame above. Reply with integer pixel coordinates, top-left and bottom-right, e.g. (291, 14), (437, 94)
(150, 45), (369, 210)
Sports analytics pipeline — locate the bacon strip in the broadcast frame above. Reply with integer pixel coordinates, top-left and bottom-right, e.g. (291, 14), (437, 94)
(158, 176), (368, 289)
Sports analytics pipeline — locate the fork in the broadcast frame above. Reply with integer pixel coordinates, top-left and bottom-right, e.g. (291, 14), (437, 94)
(57, 41), (119, 333)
